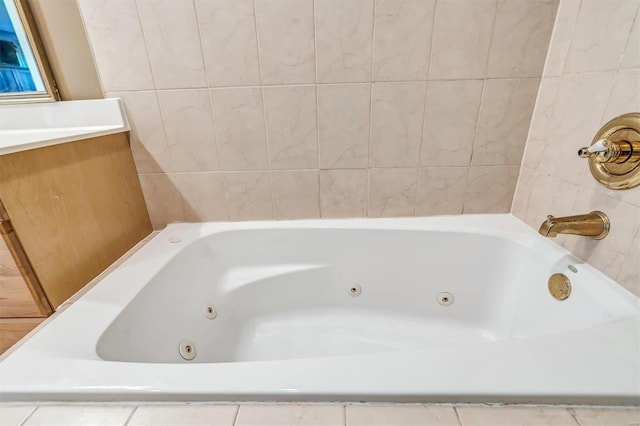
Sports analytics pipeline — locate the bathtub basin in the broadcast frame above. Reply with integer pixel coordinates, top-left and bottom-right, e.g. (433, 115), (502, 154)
(0, 214), (638, 403)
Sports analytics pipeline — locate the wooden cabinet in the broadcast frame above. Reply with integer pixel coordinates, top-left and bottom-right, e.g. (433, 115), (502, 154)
(0, 132), (152, 354)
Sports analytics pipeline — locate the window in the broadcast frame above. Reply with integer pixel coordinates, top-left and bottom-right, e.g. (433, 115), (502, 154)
(0, 0), (58, 103)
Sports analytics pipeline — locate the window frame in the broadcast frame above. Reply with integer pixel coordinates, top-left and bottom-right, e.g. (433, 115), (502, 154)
(0, 0), (59, 104)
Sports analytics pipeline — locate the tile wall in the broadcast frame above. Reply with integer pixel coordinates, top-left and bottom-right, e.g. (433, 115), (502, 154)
(77, 0), (558, 228)
(512, 0), (640, 295)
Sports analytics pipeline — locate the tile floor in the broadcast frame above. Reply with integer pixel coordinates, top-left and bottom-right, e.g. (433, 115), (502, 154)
(0, 403), (638, 426)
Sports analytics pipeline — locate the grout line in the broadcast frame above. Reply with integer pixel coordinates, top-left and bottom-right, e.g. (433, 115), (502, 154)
(597, 72), (620, 126)
(123, 406), (138, 426)
(567, 407), (583, 426)
(412, 167), (419, 216)
(18, 405), (38, 426)
(619, 1), (640, 70)
(462, 75), (488, 214)
(252, 0), (275, 219)
(561, 0), (583, 76)
(369, 0), (376, 83)
(192, 0), (227, 221)
(105, 76), (543, 94)
(232, 405), (241, 426)
(312, 0), (322, 217)
(132, 0), (158, 91)
(453, 406), (464, 426)
(313, 0), (319, 84)
(343, 403), (348, 426)
(426, 0), (438, 80)
(366, 0), (376, 216)
(260, 87), (276, 219)
(482, 0), (500, 77)
(414, 79), (429, 216)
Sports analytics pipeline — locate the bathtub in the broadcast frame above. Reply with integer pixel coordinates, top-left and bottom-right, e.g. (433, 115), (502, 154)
(0, 214), (638, 404)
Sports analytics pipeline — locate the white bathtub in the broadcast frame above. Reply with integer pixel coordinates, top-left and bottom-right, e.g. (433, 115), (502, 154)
(0, 215), (638, 404)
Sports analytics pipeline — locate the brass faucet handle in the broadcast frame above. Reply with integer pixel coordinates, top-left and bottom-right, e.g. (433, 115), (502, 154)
(578, 139), (610, 161)
(579, 138), (640, 164)
(583, 112), (640, 189)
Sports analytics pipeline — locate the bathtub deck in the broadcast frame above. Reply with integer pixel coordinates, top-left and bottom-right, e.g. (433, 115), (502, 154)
(0, 402), (638, 426)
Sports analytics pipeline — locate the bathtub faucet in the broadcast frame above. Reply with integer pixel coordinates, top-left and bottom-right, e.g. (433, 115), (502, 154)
(538, 211), (610, 240)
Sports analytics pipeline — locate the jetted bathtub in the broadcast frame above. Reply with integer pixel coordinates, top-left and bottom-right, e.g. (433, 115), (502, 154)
(0, 214), (638, 403)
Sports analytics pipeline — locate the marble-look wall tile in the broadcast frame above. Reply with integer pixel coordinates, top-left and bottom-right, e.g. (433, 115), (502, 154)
(510, 166), (533, 221)
(542, 0), (581, 77)
(520, 77), (561, 171)
(320, 169), (368, 217)
(372, 0), (435, 81)
(415, 167), (467, 216)
(77, 0), (153, 91)
(472, 78), (540, 166)
(368, 168), (417, 217)
(195, 0), (261, 87)
(210, 88), (269, 170)
(170, 173), (228, 221)
(463, 166), (518, 213)
(602, 69), (640, 124)
(420, 79), (483, 167)
(223, 172), (273, 220)
(157, 89), (219, 172)
(487, 0), (558, 78)
(136, 0), (206, 89)
(560, 188), (640, 281)
(370, 82), (427, 167)
(621, 8), (639, 69)
(564, 0), (639, 73)
(317, 84), (371, 169)
(254, 0), (315, 84)
(538, 72), (615, 186)
(271, 170), (320, 219)
(316, 0), (373, 83)
(107, 91), (171, 173)
(520, 169), (580, 229)
(138, 173), (184, 229)
(513, 0), (640, 292)
(263, 86), (318, 170)
(429, 0), (497, 79)
(617, 230), (639, 296)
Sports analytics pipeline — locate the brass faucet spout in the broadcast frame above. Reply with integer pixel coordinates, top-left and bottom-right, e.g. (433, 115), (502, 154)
(538, 211), (610, 240)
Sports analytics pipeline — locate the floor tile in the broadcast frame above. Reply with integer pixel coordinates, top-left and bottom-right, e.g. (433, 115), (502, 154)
(456, 406), (578, 426)
(0, 406), (37, 426)
(127, 405), (238, 426)
(346, 404), (459, 426)
(571, 407), (640, 426)
(23, 405), (134, 426)
(235, 404), (345, 426)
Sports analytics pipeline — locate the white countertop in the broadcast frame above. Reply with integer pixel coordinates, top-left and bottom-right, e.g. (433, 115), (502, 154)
(0, 98), (129, 155)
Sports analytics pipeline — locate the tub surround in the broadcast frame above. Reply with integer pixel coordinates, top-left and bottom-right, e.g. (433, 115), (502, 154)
(512, 0), (640, 296)
(77, 0), (559, 228)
